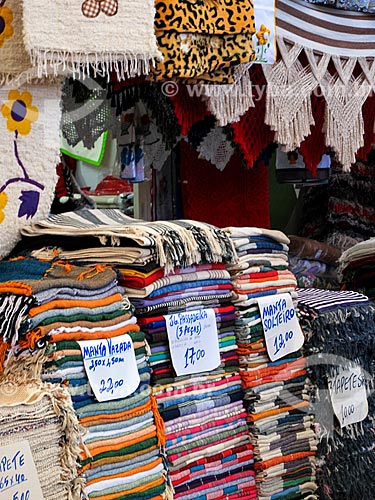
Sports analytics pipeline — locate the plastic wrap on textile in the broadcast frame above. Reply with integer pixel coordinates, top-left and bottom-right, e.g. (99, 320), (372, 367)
(152, 0), (256, 82)
(180, 141), (270, 229)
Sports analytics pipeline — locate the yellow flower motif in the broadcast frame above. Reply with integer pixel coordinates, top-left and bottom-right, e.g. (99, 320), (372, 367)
(0, 192), (8, 224)
(1, 90), (39, 136)
(0, 6), (14, 48)
(256, 24), (271, 46)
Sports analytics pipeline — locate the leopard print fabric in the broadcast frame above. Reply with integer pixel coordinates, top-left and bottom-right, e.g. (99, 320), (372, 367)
(152, 0), (256, 82)
(151, 31), (255, 82)
(155, 0), (255, 35)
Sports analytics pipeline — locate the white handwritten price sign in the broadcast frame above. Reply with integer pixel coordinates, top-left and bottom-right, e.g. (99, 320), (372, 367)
(257, 293), (304, 362)
(328, 365), (368, 428)
(78, 334), (140, 402)
(0, 441), (44, 500)
(165, 308), (221, 376)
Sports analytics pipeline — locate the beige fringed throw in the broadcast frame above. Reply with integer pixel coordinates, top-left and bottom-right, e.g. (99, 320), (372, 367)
(0, 376), (86, 500)
(22, 0), (161, 79)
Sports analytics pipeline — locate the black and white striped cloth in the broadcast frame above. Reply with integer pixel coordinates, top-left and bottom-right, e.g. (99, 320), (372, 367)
(297, 288), (370, 312)
(20, 209), (237, 274)
(0, 294), (36, 345)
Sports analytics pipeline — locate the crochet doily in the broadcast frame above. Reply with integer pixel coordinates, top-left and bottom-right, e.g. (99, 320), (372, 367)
(144, 122), (173, 171)
(196, 126), (234, 171)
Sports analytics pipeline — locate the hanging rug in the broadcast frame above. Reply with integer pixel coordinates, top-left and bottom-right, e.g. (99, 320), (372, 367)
(22, 0), (162, 80)
(0, 82), (61, 259)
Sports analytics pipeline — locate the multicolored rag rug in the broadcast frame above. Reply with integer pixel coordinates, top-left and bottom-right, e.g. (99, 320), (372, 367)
(0, 82), (61, 259)
(22, 0), (162, 79)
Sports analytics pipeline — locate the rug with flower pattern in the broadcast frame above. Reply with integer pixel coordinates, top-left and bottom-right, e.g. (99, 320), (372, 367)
(0, 82), (61, 258)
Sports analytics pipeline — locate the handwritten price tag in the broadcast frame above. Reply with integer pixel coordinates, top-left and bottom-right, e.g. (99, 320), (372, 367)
(257, 293), (304, 362)
(78, 334), (140, 402)
(328, 365), (368, 428)
(0, 441), (44, 500)
(165, 309), (221, 376)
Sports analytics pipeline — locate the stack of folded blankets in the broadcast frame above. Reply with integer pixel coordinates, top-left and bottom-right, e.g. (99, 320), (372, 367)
(117, 242), (257, 497)
(0, 258), (170, 500)
(340, 238), (375, 301)
(288, 236), (341, 290)
(16, 209), (257, 499)
(297, 288), (375, 500)
(223, 227), (318, 500)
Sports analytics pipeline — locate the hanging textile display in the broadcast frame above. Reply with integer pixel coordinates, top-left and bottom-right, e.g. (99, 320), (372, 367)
(264, 0), (375, 171)
(152, 0), (256, 83)
(22, 0), (161, 80)
(253, 0), (276, 64)
(0, 82), (61, 259)
(231, 66), (275, 168)
(202, 0), (276, 125)
(0, 0), (36, 84)
(180, 141), (270, 229)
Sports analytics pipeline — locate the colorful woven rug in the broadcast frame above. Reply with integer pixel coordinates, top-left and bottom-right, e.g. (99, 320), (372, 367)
(0, 82), (61, 259)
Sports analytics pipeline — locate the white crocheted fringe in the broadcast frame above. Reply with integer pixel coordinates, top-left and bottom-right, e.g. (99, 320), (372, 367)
(203, 64), (254, 126)
(263, 38), (375, 171)
(29, 49), (161, 81)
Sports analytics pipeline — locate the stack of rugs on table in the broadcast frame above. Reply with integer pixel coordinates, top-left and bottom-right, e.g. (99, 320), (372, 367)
(297, 288), (375, 500)
(340, 238), (375, 301)
(0, 258), (171, 500)
(223, 227), (318, 500)
(288, 236), (341, 290)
